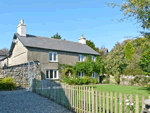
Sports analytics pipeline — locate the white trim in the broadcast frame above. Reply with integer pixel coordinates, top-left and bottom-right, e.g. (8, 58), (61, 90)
(49, 52), (58, 62)
(92, 72), (95, 78)
(91, 55), (96, 61)
(79, 54), (84, 62)
(45, 69), (58, 79)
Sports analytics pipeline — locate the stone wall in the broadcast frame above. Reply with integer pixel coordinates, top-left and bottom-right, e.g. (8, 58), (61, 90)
(0, 62), (41, 89)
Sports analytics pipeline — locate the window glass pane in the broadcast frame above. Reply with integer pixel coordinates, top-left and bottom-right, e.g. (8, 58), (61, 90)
(79, 72), (81, 76)
(50, 70), (53, 78)
(79, 55), (80, 61)
(46, 70), (49, 78)
(54, 70), (57, 78)
(81, 55), (83, 61)
(49, 53), (52, 61)
(54, 53), (57, 61)
(82, 72), (84, 77)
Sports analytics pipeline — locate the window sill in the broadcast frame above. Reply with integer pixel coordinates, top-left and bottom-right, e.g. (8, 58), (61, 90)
(49, 61), (58, 63)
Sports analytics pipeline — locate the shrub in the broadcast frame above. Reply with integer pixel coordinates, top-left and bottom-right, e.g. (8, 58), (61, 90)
(61, 76), (98, 85)
(129, 76), (150, 86)
(91, 78), (98, 84)
(0, 77), (16, 91)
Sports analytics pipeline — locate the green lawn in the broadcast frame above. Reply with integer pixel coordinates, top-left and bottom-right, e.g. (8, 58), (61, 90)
(92, 84), (150, 98)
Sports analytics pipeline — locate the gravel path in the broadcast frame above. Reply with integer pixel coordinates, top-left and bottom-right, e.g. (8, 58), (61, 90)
(0, 90), (73, 113)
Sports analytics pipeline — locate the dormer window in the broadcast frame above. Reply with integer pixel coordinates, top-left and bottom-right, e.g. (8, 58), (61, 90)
(79, 54), (84, 62)
(49, 52), (58, 62)
(91, 55), (96, 61)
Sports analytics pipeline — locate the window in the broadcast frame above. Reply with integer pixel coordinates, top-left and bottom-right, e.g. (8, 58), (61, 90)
(92, 72), (95, 78)
(79, 72), (84, 77)
(79, 55), (84, 62)
(49, 52), (57, 62)
(91, 55), (96, 61)
(45, 70), (58, 79)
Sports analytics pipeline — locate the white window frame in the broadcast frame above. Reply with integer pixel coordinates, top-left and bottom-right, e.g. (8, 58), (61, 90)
(91, 55), (96, 61)
(45, 70), (58, 79)
(79, 54), (84, 62)
(92, 72), (95, 78)
(49, 52), (58, 62)
(79, 72), (84, 77)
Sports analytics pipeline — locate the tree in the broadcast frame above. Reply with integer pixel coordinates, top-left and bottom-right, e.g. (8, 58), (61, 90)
(139, 48), (150, 75)
(104, 41), (129, 84)
(1, 48), (9, 55)
(51, 33), (62, 39)
(86, 40), (99, 52)
(107, 0), (150, 29)
(123, 54), (143, 76)
(124, 41), (135, 60)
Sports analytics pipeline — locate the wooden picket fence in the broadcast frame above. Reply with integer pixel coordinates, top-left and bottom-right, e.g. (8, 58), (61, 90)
(32, 79), (148, 113)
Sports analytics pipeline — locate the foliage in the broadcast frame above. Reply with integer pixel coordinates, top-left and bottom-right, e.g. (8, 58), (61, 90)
(73, 55), (103, 76)
(124, 41), (135, 60)
(0, 77), (16, 90)
(51, 33), (62, 39)
(61, 76), (98, 85)
(114, 72), (120, 85)
(140, 48), (150, 75)
(102, 76), (110, 84)
(123, 54), (143, 76)
(86, 40), (99, 52)
(104, 40), (129, 84)
(129, 76), (150, 86)
(107, 0), (150, 29)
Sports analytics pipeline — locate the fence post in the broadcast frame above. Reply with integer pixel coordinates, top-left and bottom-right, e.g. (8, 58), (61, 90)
(89, 87), (91, 113)
(124, 93), (127, 113)
(51, 82), (53, 100)
(84, 87), (86, 113)
(92, 87), (94, 113)
(110, 92), (113, 113)
(142, 95), (145, 112)
(86, 87), (88, 113)
(119, 93), (122, 113)
(103, 91), (105, 113)
(130, 94), (133, 113)
(77, 86), (78, 112)
(73, 86), (75, 111)
(135, 94), (139, 113)
(99, 91), (101, 113)
(106, 92), (109, 113)
(95, 90), (98, 113)
(115, 92), (117, 113)
(41, 80), (43, 95)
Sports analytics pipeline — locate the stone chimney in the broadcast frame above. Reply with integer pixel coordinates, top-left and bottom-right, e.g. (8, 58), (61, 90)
(17, 19), (26, 36)
(79, 34), (86, 44)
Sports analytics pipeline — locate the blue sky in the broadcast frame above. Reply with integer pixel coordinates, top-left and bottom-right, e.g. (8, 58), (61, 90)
(0, 0), (147, 52)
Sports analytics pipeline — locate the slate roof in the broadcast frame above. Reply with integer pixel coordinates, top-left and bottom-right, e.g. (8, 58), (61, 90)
(0, 50), (8, 56)
(14, 33), (99, 55)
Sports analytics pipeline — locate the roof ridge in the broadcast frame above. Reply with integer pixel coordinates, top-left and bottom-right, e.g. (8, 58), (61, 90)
(26, 34), (86, 45)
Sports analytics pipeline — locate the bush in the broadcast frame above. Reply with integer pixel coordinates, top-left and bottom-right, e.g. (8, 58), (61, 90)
(129, 76), (150, 86)
(61, 76), (98, 85)
(0, 77), (16, 91)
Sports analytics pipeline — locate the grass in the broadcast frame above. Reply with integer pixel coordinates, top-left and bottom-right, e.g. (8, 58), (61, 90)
(34, 81), (150, 113)
(92, 84), (150, 98)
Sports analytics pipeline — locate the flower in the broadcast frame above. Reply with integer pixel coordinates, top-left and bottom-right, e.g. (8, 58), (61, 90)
(131, 103), (134, 106)
(125, 99), (129, 102)
(126, 103), (130, 106)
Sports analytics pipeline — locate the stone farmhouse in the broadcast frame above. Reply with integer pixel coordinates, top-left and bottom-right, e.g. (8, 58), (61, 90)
(0, 20), (100, 81)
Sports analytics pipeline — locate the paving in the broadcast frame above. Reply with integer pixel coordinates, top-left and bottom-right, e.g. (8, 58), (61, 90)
(0, 90), (72, 113)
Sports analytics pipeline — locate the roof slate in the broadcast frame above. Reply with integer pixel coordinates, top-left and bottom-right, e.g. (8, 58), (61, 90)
(15, 33), (99, 55)
(0, 50), (8, 56)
